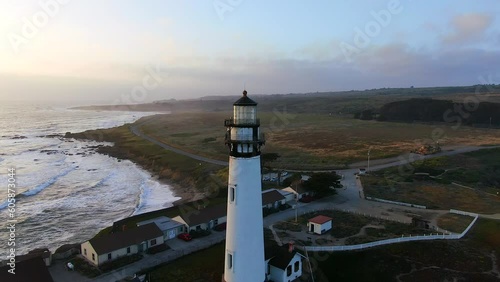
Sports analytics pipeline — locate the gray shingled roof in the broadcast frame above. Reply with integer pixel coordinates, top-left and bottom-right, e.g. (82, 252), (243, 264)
(89, 223), (162, 255)
(262, 190), (285, 206)
(0, 257), (54, 282)
(180, 204), (227, 226)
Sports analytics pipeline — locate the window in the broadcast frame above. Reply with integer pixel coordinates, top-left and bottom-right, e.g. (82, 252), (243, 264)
(294, 261), (300, 272)
(151, 239), (157, 246)
(227, 253), (233, 270)
(286, 265), (292, 276)
(230, 187), (235, 203)
(92, 253), (95, 261)
(127, 247), (130, 254)
(107, 253), (111, 260)
(83, 248), (87, 256)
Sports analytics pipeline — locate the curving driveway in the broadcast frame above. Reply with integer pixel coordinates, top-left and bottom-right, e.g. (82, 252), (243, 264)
(129, 123), (229, 166)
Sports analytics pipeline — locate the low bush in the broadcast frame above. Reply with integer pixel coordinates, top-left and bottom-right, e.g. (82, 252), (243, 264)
(147, 243), (169, 254)
(99, 254), (143, 272)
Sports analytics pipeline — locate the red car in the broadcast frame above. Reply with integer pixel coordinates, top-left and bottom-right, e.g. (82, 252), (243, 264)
(177, 233), (192, 241)
(299, 195), (314, 203)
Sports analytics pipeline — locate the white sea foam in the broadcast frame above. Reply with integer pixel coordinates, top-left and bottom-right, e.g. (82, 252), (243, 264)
(0, 104), (178, 254)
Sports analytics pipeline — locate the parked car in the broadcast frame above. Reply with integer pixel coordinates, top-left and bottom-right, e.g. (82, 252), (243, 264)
(299, 195), (314, 203)
(214, 222), (227, 231)
(281, 171), (288, 176)
(177, 233), (192, 241)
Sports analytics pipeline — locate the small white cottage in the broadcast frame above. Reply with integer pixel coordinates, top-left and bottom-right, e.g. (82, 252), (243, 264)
(265, 243), (303, 282)
(307, 215), (332, 235)
(81, 223), (164, 266)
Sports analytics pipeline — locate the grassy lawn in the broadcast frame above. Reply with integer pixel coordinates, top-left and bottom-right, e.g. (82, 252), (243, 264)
(315, 218), (500, 281)
(274, 221), (303, 232)
(141, 219), (500, 281)
(136, 112), (500, 170)
(148, 243), (225, 282)
(363, 180), (500, 213)
(437, 213), (474, 233)
(277, 210), (428, 242)
(362, 148), (500, 213)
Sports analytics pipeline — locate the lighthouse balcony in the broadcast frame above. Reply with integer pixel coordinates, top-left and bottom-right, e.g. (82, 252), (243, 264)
(224, 132), (265, 143)
(224, 118), (260, 127)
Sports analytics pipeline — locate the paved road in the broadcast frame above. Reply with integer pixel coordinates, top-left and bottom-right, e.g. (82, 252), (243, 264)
(129, 122), (229, 166)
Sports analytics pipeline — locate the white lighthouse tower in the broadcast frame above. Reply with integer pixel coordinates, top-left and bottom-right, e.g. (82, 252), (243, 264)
(223, 90), (266, 282)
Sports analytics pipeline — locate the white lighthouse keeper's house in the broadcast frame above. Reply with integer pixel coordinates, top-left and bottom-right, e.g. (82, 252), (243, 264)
(223, 90), (266, 282)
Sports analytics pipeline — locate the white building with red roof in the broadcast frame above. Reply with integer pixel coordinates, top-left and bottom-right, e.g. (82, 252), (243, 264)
(307, 215), (333, 235)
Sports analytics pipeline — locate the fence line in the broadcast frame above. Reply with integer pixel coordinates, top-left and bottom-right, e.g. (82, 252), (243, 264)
(302, 206), (409, 224)
(365, 197), (427, 209)
(301, 209), (478, 252)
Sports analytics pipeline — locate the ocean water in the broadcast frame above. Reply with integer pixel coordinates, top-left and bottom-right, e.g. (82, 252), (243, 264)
(0, 103), (180, 256)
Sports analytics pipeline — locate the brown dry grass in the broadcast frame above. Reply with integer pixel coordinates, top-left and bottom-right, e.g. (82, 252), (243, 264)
(137, 112), (500, 169)
(437, 213), (474, 233)
(364, 181), (500, 214)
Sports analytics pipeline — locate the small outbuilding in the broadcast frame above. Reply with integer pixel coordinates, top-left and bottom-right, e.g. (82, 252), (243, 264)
(307, 215), (332, 235)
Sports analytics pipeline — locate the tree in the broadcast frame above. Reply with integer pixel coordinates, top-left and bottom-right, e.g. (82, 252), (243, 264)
(261, 153), (280, 169)
(302, 172), (342, 198)
(282, 172), (302, 187)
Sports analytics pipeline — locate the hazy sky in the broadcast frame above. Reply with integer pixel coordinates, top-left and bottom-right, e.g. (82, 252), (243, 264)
(1, 0), (499, 105)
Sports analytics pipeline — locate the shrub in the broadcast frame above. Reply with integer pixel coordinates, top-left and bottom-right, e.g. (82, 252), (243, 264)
(99, 254), (143, 272)
(147, 243), (168, 254)
(189, 229), (211, 238)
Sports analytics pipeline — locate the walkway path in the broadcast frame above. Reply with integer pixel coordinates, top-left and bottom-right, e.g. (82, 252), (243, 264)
(129, 121), (228, 166)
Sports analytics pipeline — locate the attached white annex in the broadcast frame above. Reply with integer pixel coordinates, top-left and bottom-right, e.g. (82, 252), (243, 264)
(223, 90), (266, 282)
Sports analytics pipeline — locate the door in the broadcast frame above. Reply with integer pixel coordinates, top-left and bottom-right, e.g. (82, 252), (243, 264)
(168, 229), (176, 239)
(310, 224), (314, 233)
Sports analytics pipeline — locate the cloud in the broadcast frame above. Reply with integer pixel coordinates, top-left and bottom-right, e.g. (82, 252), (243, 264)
(443, 13), (494, 44)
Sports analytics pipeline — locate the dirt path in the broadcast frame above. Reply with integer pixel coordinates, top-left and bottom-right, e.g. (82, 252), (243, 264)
(129, 123), (229, 166)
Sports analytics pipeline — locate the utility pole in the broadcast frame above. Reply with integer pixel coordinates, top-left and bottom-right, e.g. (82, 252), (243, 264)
(294, 182), (298, 223)
(367, 148), (371, 172)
